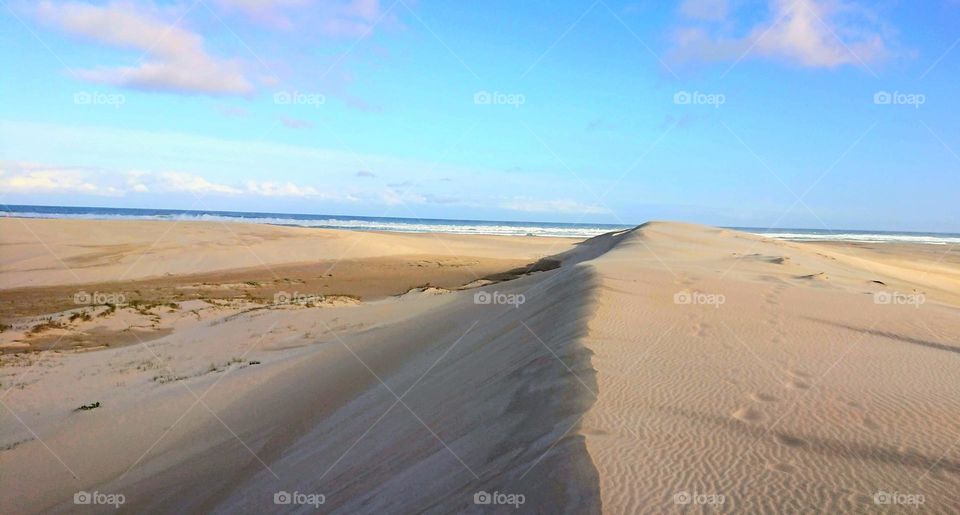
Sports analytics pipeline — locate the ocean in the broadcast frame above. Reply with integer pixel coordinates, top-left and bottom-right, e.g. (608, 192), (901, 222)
(3, 205), (959, 245)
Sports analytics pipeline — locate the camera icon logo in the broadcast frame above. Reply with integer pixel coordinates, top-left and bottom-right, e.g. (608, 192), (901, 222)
(273, 91), (292, 105)
(74, 291), (92, 304)
(874, 491), (891, 504)
(673, 291), (692, 305)
(274, 491), (292, 505)
(473, 91), (492, 105)
(74, 491), (92, 504)
(873, 291), (892, 305)
(474, 491), (492, 505)
(674, 491), (692, 505)
(73, 91), (92, 105)
(673, 91), (692, 105)
(873, 91), (892, 105)
(274, 291), (291, 305)
(474, 291), (492, 305)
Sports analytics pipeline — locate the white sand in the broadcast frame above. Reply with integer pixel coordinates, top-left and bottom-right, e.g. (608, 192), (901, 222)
(1, 220), (958, 513)
(0, 218), (573, 288)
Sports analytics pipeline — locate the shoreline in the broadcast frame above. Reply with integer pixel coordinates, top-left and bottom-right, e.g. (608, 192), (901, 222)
(1, 208), (631, 239)
(5, 207), (959, 244)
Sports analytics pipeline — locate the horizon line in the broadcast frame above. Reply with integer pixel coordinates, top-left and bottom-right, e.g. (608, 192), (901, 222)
(3, 203), (959, 237)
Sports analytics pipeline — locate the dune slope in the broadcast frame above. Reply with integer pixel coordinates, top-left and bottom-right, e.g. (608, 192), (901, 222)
(1, 224), (604, 514)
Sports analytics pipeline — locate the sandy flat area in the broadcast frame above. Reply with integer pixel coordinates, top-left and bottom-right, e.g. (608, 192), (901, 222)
(1, 219), (958, 513)
(0, 217), (572, 289)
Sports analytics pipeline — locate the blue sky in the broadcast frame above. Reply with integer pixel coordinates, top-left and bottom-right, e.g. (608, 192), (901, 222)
(1, 0), (958, 231)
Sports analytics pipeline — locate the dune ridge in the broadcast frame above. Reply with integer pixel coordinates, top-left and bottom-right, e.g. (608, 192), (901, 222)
(1, 220), (610, 513)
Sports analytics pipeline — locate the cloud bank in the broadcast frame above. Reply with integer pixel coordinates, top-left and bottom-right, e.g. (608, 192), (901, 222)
(33, 0), (399, 97)
(672, 0), (891, 68)
(37, 1), (254, 95)
(1, 161), (610, 217)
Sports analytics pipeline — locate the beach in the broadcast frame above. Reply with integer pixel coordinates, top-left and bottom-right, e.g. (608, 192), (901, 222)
(1, 218), (959, 513)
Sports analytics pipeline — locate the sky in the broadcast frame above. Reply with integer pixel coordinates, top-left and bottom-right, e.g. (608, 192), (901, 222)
(0, 0), (958, 232)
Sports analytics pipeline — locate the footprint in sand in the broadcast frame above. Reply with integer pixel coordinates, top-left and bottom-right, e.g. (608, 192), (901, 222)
(859, 415), (880, 431)
(733, 406), (765, 423)
(692, 323), (709, 338)
(849, 493), (875, 506)
(750, 392), (780, 403)
(774, 433), (807, 448)
(782, 369), (812, 389)
(785, 379), (811, 390)
(766, 462), (797, 474)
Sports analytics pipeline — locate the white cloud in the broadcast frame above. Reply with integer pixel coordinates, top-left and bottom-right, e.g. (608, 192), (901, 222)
(124, 170), (150, 193)
(680, 0), (730, 22)
(0, 162), (350, 200)
(672, 0), (891, 68)
(1, 160), (620, 218)
(158, 172), (242, 195)
(319, 0), (388, 37)
(0, 162), (123, 196)
(245, 180), (320, 197)
(213, 0), (311, 29)
(37, 1), (253, 95)
(500, 198), (612, 214)
(216, 0), (394, 37)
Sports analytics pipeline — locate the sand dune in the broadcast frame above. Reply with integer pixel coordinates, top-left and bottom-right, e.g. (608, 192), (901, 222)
(581, 223), (960, 513)
(1, 220), (959, 513)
